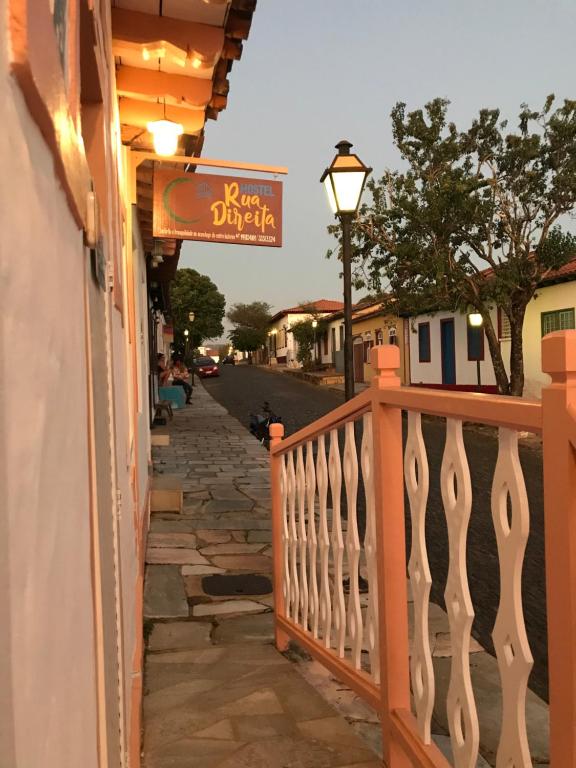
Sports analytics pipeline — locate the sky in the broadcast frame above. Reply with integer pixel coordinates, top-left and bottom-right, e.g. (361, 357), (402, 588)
(179, 0), (576, 334)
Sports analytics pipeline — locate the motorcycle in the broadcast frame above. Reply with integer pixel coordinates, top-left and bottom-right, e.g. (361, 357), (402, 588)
(249, 402), (282, 447)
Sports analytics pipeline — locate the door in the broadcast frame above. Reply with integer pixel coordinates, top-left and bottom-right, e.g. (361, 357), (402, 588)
(331, 327), (336, 365)
(440, 319), (456, 385)
(353, 338), (365, 383)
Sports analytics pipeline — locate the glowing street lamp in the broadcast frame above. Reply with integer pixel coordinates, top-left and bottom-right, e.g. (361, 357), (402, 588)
(468, 312), (484, 390)
(321, 140), (371, 400)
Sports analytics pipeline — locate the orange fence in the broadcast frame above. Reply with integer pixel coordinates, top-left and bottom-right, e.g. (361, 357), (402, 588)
(269, 331), (576, 768)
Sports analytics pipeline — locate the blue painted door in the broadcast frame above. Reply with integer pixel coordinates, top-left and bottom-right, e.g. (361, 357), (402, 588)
(441, 319), (456, 385)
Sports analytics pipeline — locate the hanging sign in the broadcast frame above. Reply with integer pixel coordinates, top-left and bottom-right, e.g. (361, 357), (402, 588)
(153, 169), (282, 247)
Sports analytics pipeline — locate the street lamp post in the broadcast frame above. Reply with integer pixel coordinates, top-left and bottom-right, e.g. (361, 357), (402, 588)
(321, 140), (371, 401)
(188, 311), (195, 386)
(312, 319), (318, 366)
(468, 312), (484, 391)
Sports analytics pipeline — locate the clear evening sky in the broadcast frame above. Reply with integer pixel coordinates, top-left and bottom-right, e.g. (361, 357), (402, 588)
(180, 0), (576, 332)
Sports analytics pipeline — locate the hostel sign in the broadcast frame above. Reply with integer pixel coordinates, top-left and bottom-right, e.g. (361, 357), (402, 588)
(153, 169), (282, 247)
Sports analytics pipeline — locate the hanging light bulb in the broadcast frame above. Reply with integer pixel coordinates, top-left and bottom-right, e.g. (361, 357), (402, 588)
(147, 119), (183, 156)
(148, 99), (183, 156)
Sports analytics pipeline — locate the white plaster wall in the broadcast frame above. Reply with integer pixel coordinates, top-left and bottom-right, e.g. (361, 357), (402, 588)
(0, 14), (99, 767)
(408, 309), (498, 387)
(522, 282), (576, 398)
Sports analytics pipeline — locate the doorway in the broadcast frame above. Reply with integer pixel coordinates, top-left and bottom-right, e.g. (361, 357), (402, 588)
(440, 319), (456, 385)
(353, 338), (364, 383)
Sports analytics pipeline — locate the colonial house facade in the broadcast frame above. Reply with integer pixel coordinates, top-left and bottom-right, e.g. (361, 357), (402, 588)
(2, 2), (256, 767)
(267, 300), (344, 365)
(407, 259), (576, 398)
(321, 301), (409, 385)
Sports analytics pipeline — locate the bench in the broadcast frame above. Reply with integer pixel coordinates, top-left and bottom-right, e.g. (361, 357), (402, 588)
(158, 385), (186, 410)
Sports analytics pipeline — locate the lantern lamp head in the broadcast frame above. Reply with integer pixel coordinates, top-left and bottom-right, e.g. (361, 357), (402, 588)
(321, 140), (372, 215)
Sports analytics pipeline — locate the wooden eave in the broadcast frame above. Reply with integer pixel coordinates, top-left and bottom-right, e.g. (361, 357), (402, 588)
(113, 0), (256, 283)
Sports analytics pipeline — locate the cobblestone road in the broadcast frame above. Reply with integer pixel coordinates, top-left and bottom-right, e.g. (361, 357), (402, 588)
(203, 364), (548, 701)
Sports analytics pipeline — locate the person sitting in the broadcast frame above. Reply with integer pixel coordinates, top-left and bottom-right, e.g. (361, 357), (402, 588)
(171, 357), (193, 404)
(157, 353), (171, 386)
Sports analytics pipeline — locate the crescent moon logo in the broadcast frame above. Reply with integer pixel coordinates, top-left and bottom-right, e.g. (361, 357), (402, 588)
(163, 177), (201, 225)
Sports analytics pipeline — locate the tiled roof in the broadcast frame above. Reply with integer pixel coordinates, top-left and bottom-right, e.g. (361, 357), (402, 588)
(540, 257), (576, 283)
(280, 299), (345, 314)
(270, 300), (344, 322)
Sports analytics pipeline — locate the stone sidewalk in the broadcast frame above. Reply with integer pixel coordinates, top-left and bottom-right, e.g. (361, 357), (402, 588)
(142, 384), (381, 768)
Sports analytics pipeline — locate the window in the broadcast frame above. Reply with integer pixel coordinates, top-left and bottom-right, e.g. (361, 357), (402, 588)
(498, 308), (511, 341)
(418, 322), (431, 362)
(388, 326), (398, 346)
(339, 324), (344, 349)
(467, 321), (484, 361)
(375, 328), (384, 345)
(541, 308), (575, 337)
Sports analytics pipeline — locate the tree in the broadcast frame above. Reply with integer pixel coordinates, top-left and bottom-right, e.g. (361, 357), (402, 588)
(227, 301), (272, 330)
(335, 96), (576, 395)
(228, 327), (264, 359)
(226, 301), (272, 363)
(290, 314), (330, 370)
(170, 268), (225, 356)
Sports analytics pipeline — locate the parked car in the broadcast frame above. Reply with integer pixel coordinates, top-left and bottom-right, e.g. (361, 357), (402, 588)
(193, 356), (219, 378)
(221, 355), (236, 365)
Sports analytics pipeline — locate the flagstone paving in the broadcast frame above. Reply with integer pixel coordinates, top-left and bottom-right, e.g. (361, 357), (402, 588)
(143, 384), (381, 768)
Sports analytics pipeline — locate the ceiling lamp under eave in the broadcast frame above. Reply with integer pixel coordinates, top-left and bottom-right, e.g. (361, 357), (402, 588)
(147, 119), (183, 156)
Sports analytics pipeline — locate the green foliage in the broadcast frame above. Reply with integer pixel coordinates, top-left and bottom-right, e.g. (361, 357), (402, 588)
(169, 268), (225, 354)
(331, 96), (576, 395)
(290, 317), (329, 370)
(226, 301), (272, 360)
(228, 326), (264, 354)
(227, 301), (272, 330)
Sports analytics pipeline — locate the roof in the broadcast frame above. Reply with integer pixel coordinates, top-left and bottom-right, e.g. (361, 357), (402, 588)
(270, 300), (344, 323)
(540, 257), (576, 285)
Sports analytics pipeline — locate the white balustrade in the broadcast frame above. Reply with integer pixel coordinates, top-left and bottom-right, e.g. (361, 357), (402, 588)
(280, 454), (290, 617)
(361, 412), (379, 683)
(316, 434), (332, 648)
(344, 421), (363, 669)
(329, 428), (346, 657)
(287, 451), (299, 623)
(441, 418), (479, 767)
(296, 446), (308, 630)
(491, 428), (533, 767)
(306, 441), (319, 638)
(405, 411), (434, 743)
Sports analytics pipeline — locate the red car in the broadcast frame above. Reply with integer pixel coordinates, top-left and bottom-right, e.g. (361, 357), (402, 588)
(194, 356), (220, 378)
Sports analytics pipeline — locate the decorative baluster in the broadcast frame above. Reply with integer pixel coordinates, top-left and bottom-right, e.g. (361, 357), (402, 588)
(296, 446), (308, 630)
(405, 411), (434, 742)
(287, 451), (299, 623)
(441, 418), (479, 767)
(316, 434), (332, 647)
(280, 454), (290, 619)
(329, 428), (346, 656)
(491, 428), (533, 767)
(361, 413), (379, 683)
(306, 441), (319, 637)
(344, 421), (363, 669)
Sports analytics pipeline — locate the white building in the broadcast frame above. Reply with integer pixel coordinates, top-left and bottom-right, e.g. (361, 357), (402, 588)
(407, 259), (576, 398)
(267, 300), (344, 365)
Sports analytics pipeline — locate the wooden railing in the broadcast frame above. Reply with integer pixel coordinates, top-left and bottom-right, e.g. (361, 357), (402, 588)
(269, 331), (576, 768)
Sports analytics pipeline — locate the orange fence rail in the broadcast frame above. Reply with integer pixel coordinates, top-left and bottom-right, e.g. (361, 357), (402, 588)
(269, 331), (576, 768)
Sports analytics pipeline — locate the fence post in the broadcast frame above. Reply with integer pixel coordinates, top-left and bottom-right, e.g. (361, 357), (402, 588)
(370, 345), (412, 767)
(269, 422), (289, 652)
(542, 330), (576, 766)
